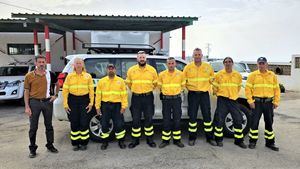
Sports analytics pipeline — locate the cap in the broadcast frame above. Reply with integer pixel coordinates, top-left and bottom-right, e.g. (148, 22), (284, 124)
(107, 63), (115, 69)
(257, 57), (267, 63)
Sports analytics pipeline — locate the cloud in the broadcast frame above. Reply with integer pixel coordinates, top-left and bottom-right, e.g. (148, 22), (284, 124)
(0, 0), (299, 61)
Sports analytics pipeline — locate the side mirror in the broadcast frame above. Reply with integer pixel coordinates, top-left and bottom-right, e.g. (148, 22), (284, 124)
(90, 73), (97, 78)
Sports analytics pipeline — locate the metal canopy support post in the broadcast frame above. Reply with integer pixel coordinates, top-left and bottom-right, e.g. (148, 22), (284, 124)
(63, 32), (67, 57)
(33, 29), (39, 56)
(44, 25), (51, 70)
(182, 26), (186, 60)
(160, 32), (163, 50)
(72, 32), (76, 54)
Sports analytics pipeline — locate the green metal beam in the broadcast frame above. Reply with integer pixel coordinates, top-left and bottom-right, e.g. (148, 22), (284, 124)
(27, 18), (73, 33)
(11, 13), (198, 32)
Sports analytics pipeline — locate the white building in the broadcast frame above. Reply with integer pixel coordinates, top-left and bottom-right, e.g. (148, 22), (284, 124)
(0, 14), (198, 72)
(0, 31), (170, 72)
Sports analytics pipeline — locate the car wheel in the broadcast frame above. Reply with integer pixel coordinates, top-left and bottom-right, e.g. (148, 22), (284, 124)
(223, 104), (251, 138)
(89, 114), (114, 142)
(19, 97), (25, 106)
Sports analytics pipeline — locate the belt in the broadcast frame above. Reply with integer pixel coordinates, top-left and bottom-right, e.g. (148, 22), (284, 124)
(101, 101), (120, 105)
(189, 91), (207, 94)
(162, 94), (181, 100)
(253, 97), (273, 103)
(30, 98), (51, 102)
(69, 94), (89, 98)
(132, 92), (153, 96)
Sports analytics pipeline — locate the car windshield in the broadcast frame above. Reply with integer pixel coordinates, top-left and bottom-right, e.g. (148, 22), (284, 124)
(0, 66), (29, 76)
(210, 62), (246, 73)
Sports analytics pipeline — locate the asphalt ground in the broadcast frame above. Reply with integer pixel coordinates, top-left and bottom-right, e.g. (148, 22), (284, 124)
(0, 91), (299, 169)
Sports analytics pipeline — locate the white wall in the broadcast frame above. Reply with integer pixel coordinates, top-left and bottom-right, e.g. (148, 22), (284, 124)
(0, 31), (171, 72)
(0, 32), (66, 72)
(148, 31), (170, 54)
(278, 55), (300, 91)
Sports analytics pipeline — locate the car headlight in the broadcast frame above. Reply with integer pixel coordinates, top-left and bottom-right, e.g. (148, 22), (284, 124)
(7, 80), (21, 87)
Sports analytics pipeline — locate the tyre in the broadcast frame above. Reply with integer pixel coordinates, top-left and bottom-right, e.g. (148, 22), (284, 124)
(280, 84), (285, 93)
(19, 97), (25, 106)
(88, 111), (114, 142)
(223, 104), (251, 138)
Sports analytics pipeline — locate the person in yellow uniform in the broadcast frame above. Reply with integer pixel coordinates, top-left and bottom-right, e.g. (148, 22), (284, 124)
(212, 57), (247, 149)
(183, 48), (216, 146)
(158, 57), (185, 148)
(95, 64), (128, 150)
(246, 57), (280, 151)
(126, 51), (158, 148)
(62, 58), (94, 151)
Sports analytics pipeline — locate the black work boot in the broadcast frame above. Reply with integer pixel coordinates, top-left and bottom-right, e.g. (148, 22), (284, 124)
(101, 142), (108, 150)
(73, 145), (80, 151)
(216, 141), (223, 147)
(234, 141), (247, 149)
(248, 143), (256, 149)
(118, 140), (126, 149)
(159, 141), (170, 148)
(128, 139), (139, 149)
(173, 140), (184, 148)
(146, 137), (156, 148)
(29, 150), (37, 158)
(80, 145), (87, 151)
(188, 139), (196, 146)
(188, 134), (196, 146)
(47, 144), (59, 153)
(207, 139), (217, 146)
(266, 144), (279, 151)
(29, 145), (37, 158)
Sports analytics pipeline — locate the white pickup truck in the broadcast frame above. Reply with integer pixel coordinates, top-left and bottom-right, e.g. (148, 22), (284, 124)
(54, 54), (251, 142)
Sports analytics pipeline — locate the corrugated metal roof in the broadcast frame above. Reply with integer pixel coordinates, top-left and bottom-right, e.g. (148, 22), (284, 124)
(0, 18), (63, 33)
(12, 13), (198, 20)
(10, 13), (198, 33)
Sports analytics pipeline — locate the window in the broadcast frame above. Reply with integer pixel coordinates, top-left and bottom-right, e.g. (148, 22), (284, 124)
(176, 61), (186, 71)
(0, 66), (29, 76)
(210, 62), (246, 73)
(30, 66), (35, 71)
(156, 62), (167, 73)
(295, 57), (300, 69)
(84, 58), (112, 79)
(7, 44), (41, 55)
(121, 59), (137, 79)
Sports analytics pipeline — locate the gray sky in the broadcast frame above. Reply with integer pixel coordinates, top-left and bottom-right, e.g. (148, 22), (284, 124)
(0, 0), (299, 62)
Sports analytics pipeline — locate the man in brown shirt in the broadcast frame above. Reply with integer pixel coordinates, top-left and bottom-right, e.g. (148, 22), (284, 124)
(24, 55), (59, 158)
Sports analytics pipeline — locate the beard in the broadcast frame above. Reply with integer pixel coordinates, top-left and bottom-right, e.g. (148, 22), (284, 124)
(168, 67), (175, 71)
(138, 62), (146, 67)
(38, 65), (45, 70)
(194, 58), (201, 63)
(108, 72), (115, 77)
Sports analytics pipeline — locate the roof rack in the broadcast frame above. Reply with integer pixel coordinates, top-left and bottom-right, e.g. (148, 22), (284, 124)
(207, 58), (224, 62)
(82, 43), (156, 54)
(8, 59), (33, 66)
